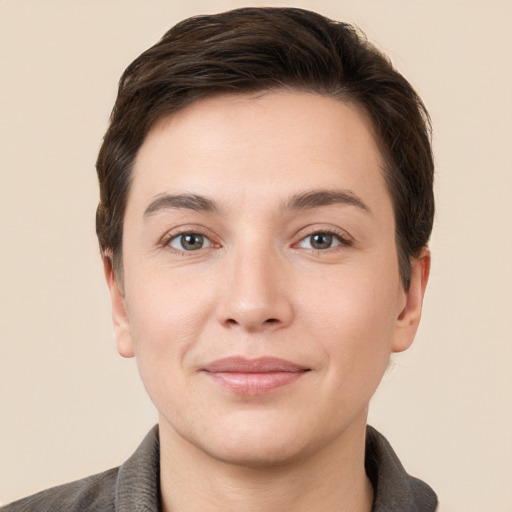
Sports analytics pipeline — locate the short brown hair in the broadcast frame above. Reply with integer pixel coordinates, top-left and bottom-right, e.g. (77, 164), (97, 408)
(96, 7), (434, 289)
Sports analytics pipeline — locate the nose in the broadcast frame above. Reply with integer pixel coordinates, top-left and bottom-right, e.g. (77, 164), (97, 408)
(216, 244), (294, 333)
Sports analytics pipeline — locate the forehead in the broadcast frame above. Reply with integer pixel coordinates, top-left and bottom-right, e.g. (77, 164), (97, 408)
(130, 91), (389, 213)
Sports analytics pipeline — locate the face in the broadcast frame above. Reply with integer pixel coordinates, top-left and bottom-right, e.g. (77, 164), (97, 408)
(106, 91), (429, 467)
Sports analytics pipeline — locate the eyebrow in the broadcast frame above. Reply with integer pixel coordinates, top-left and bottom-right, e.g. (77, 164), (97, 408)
(284, 189), (371, 214)
(144, 193), (219, 218)
(143, 188), (371, 219)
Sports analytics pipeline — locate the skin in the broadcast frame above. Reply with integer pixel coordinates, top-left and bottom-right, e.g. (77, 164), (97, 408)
(104, 91), (430, 512)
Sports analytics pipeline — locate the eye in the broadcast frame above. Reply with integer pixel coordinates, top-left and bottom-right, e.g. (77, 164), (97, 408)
(297, 232), (345, 250)
(168, 232), (213, 251)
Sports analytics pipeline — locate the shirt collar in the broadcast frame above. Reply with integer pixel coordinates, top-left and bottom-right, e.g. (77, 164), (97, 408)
(115, 424), (437, 511)
(116, 425), (161, 511)
(366, 425), (438, 511)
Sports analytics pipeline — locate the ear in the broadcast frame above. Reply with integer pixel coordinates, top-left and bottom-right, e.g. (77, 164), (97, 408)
(102, 254), (135, 358)
(392, 248), (431, 353)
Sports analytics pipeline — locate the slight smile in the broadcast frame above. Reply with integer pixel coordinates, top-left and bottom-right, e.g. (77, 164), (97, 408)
(201, 356), (311, 396)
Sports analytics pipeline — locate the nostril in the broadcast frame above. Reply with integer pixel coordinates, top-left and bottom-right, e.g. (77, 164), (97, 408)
(265, 318), (279, 323)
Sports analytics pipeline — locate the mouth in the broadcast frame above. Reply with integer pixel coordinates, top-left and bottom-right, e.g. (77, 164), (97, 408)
(201, 356), (310, 396)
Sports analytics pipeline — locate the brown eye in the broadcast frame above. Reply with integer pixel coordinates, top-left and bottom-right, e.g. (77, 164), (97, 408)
(169, 233), (211, 251)
(298, 232), (343, 250)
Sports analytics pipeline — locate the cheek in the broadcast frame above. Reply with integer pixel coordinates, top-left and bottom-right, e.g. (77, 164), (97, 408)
(122, 270), (219, 422)
(299, 269), (399, 383)
(123, 267), (217, 367)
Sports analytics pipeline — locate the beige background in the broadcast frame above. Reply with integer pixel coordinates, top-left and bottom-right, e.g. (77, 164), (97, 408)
(1, 0), (511, 509)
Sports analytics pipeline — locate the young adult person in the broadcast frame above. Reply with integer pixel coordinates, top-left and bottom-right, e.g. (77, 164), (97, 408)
(2, 7), (437, 512)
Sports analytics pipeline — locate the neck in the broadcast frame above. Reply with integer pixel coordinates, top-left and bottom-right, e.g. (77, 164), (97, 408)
(159, 415), (373, 512)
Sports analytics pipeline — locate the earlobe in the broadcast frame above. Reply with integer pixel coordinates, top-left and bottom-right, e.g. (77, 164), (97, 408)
(102, 254), (135, 358)
(392, 248), (431, 353)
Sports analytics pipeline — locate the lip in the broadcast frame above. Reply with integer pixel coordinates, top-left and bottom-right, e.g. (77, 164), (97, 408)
(201, 356), (310, 395)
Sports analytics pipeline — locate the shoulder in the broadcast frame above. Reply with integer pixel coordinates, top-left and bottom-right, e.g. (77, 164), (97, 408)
(1, 467), (119, 512)
(1, 426), (160, 512)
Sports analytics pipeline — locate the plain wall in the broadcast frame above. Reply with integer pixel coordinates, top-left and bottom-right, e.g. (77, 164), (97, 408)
(1, 0), (511, 510)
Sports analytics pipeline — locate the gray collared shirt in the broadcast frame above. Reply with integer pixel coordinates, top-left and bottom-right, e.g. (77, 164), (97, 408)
(2, 425), (438, 511)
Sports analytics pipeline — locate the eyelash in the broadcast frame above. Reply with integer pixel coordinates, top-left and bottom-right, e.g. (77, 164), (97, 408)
(295, 228), (353, 253)
(161, 228), (353, 254)
(162, 229), (218, 254)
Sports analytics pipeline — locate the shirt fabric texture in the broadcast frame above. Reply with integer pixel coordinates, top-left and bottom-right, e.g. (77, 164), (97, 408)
(2, 425), (438, 512)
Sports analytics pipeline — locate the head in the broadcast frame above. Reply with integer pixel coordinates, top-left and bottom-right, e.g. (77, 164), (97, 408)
(96, 7), (434, 468)
(96, 7), (434, 291)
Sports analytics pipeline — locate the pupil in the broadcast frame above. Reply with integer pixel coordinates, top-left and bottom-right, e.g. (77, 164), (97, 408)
(182, 234), (203, 250)
(312, 233), (332, 249)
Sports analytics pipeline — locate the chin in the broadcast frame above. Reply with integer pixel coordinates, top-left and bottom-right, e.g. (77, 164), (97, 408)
(202, 433), (309, 469)
(174, 410), (336, 469)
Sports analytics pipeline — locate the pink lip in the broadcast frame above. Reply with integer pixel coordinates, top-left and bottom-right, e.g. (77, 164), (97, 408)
(202, 357), (310, 395)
